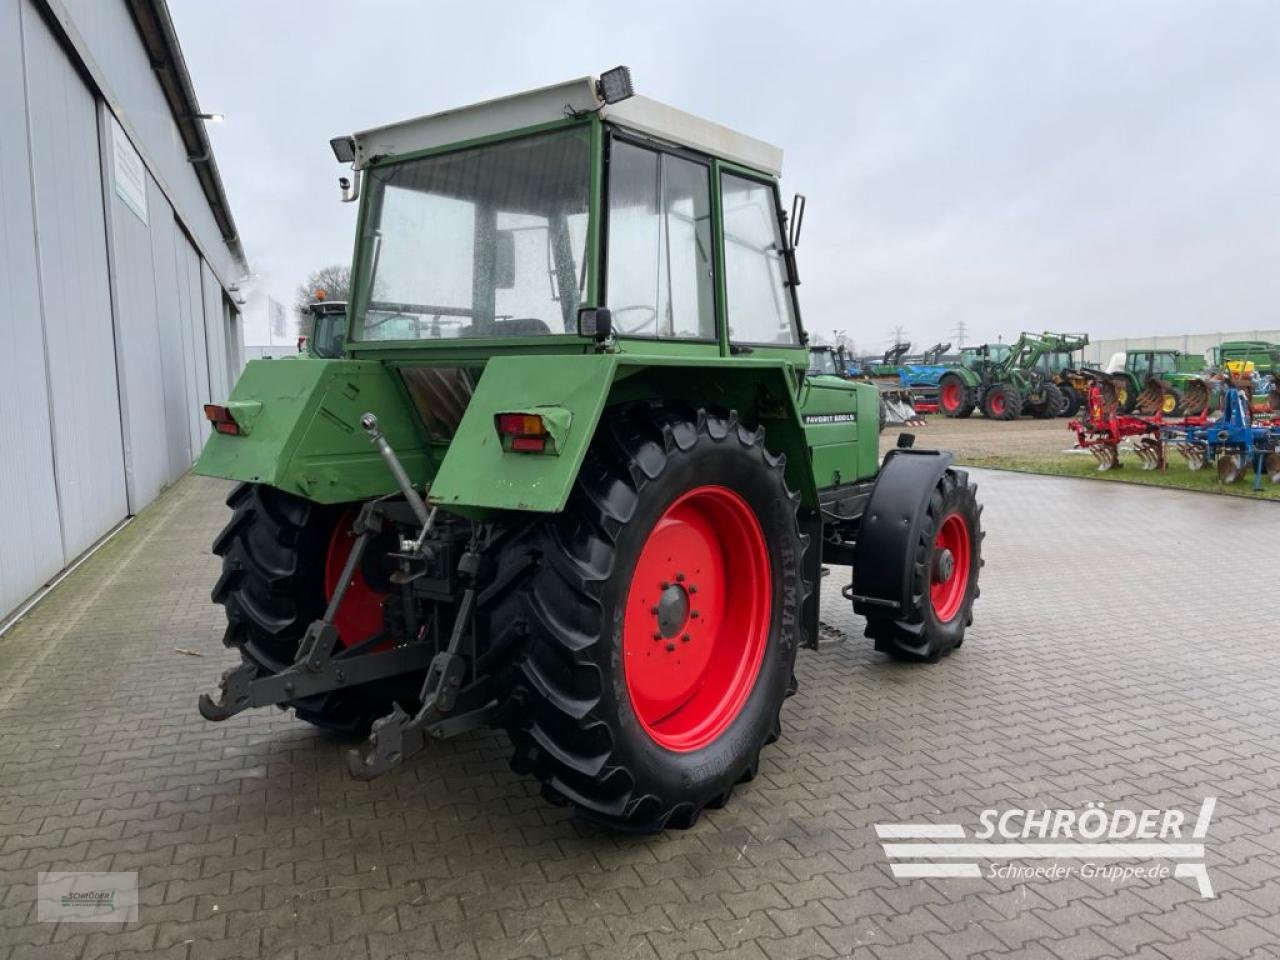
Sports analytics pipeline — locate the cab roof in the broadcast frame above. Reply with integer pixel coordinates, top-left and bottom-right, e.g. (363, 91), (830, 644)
(344, 76), (783, 178)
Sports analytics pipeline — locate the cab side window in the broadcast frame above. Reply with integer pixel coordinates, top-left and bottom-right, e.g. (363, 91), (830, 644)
(720, 172), (799, 346)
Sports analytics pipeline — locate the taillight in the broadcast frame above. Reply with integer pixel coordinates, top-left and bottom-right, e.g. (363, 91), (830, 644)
(495, 412), (548, 453)
(204, 404), (240, 436)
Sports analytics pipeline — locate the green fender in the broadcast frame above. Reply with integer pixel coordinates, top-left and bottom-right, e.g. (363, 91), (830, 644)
(940, 367), (980, 388)
(194, 358), (430, 503)
(432, 354), (828, 515)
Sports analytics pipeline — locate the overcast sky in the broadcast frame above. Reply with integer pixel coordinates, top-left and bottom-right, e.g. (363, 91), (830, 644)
(170, 0), (1279, 352)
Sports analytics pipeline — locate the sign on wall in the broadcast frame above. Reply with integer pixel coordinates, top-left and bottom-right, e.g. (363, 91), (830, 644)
(109, 116), (148, 225)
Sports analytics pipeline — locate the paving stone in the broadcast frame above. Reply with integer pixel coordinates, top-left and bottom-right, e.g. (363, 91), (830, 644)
(0, 469), (1277, 960)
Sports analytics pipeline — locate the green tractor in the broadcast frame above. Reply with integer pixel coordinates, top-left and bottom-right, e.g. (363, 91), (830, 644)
(936, 334), (1064, 421)
(193, 70), (984, 831)
(1028, 331), (1090, 418)
(1106, 349), (1211, 417)
(301, 299), (347, 358)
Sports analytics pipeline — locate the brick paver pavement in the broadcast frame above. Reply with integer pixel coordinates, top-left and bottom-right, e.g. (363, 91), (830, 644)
(1, 470), (1278, 960)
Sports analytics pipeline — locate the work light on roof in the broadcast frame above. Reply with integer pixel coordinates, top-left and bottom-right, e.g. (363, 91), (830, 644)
(330, 135), (355, 164)
(597, 65), (634, 105)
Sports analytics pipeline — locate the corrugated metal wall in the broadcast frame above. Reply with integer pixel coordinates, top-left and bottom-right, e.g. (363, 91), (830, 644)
(0, 0), (242, 622)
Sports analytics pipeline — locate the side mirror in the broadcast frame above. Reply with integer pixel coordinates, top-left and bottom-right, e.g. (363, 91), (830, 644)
(577, 306), (612, 343)
(789, 193), (806, 248)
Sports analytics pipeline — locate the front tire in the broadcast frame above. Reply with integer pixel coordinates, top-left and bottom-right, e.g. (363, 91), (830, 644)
(1027, 382), (1064, 419)
(863, 469), (982, 662)
(502, 406), (808, 831)
(1058, 384), (1082, 417)
(982, 384), (1021, 420)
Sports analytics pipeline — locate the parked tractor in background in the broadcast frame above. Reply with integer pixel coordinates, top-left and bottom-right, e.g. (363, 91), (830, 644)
(301, 299), (347, 359)
(816, 344), (926, 427)
(897, 341), (954, 412)
(936, 334), (1064, 421)
(1025, 331), (1089, 418)
(191, 70), (984, 832)
(1104, 349), (1211, 417)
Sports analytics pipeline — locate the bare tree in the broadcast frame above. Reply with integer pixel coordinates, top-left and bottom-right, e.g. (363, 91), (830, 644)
(295, 264), (351, 316)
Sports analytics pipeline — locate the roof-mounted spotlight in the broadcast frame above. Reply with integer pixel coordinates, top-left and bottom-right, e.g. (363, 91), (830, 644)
(330, 136), (356, 164)
(597, 65), (634, 105)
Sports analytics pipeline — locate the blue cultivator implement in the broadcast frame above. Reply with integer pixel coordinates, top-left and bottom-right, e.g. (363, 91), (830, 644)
(1164, 387), (1280, 490)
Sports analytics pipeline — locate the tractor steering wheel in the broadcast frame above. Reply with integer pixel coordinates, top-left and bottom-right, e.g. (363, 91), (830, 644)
(611, 304), (659, 336)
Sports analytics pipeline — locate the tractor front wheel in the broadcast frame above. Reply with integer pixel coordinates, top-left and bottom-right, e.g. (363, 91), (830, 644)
(502, 406), (807, 831)
(938, 374), (975, 418)
(1058, 384), (1082, 418)
(982, 384), (1021, 420)
(1027, 382), (1064, 419)
(863, 469), (982, 661)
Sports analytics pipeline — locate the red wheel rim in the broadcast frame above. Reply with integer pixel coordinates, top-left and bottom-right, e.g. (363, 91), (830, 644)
(941, 381), (961, 411)
(930, 513), (971, 623)
(622, 485), (772, 753)
(990, 392), (1006, 416)
(324, 509), (390, 650)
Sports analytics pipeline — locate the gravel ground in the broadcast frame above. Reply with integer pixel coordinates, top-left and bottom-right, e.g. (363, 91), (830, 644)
(879, 414), (1070, 460)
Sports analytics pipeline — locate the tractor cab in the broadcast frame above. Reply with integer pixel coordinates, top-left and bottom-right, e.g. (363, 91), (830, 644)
(1127, 350), (1182, 377)
(807, 345), (842, 377)
(304, 300), (347, 359)
(960, 343), (1009, 373)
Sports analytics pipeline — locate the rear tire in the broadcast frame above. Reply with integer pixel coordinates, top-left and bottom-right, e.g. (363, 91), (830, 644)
(210, 483), (413, 734)
(938, 374), (975, 419)
(864, 469), (983, 662)
(982, 384), (1021, 420)
(500, 405), (808, 831)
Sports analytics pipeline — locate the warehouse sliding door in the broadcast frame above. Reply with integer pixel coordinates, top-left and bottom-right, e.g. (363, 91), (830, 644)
(21, 1), (128, 561)
(0, 0), (64, 618)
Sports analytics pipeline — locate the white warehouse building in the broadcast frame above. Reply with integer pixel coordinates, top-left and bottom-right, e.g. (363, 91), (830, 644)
(0, 0), (245, 624)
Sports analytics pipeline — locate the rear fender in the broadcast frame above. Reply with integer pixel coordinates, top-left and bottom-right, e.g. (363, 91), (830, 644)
(194, 358), (431, 503)
(430, 356), (828, 515)
(849, 449), (955, 618)
(942, 368), (980, 389)
(429, 354), (619, 514)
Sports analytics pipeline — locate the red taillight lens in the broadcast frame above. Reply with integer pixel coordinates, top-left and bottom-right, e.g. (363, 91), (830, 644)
(203, 404), (240, 436)
(495, 412), (549, 453)
(496, 413), (546, 437)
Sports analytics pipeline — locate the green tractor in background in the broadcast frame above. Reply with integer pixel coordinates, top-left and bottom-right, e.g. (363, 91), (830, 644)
(301, 298), (347, 359)
(936, 333), (1065, 421)
(191, 70), (984, 831)
(1106, 349), (1211, 417)
(1029, 331), (1090, 418)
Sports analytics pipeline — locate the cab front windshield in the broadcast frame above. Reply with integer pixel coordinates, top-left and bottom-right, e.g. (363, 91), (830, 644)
(354, 127), (591, 341)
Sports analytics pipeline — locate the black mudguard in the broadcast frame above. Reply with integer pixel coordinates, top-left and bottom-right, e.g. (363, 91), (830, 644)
(848, 449), (955, 618)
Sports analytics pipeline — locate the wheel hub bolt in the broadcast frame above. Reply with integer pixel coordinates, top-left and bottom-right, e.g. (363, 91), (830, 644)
(682, 633), (690, 642)
(676, 573), (685, 582)
(665, 642), (676, 652)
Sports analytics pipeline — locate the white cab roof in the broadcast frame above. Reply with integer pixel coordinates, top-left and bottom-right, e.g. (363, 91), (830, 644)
(347, 76), (783, 177)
